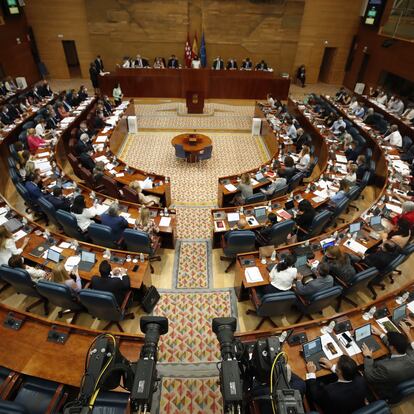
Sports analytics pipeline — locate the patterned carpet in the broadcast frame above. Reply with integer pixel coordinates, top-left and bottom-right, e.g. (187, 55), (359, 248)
(120, 131), (266, 205)
(175, 207), (212, 239)
(153, 290), (236, 364)
(158, 376), (223, 414)
(173, 240), (212, 289)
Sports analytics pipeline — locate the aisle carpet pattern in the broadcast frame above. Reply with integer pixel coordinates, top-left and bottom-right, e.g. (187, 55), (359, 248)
(175, 207), (212, 239)
(153, 290), (236, 364)
(158, 376), (223, 414)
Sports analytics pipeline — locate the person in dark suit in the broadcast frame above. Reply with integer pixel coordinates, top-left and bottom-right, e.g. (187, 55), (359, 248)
(76, 133), (94, 155)
(212, 56), (224, 70)
(0, 106), (13, 125)
(77, 121), (93, 141)
(360, 240), (401, 271)
(24, 173), (44, 205)
(101, 203), (129, 243)
(102, 96), (113, 115)
(344, 142), (361, 162)
(295, 262), (333, 298)
(94, 55), (104, 73)
(255, 213), (278, 246)
(306, 355), (368, 414)
(363, 327), (414, 400)
(39, 80), (53, 97)
(241, 58), (253, 70)
(78, 85), (88, 102)
(167, 54), (179, 68)
(226, 58), (238, 70)
(134, 54), (149, 68)
(356, 155), (367, 181)
(78, 152), (96, 171)
(45, 110), (58, 130)
(90, 260), (130, 306)
(44, 186), (71, 212)
(294, 199), (316, 241)
(255, 60), (268, 71)
(278, 155), (296, 182)
(89, 62), (99, 95)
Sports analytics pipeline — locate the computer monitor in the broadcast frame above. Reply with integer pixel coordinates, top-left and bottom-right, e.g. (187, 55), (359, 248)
(355, 324), (371, 342)
(47, 249), (61, 263)
(370, 216), (381, 226)
(349, 222), (362, 234)
(393, 304), (407, 322)
(255, 172), (265, 181)
(285, 199), (295, 210)
(254, 207), (267, 219)
(295, 255), (307, 267)
(303, 338), (322, 358)
(81, 251), (96, 263)
(320, 238), (335, 250)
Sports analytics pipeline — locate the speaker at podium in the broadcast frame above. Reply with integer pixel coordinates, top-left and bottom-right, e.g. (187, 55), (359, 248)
(186, 91), (204, 114)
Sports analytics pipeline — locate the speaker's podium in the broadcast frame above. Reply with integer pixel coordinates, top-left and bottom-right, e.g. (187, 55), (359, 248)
(186, 91), (204, 114)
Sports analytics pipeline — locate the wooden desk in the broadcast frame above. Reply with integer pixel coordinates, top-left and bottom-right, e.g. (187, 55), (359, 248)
(100, 68), (290, 100)
(171, 133), (212, 163)
(0, 304), (144, 387)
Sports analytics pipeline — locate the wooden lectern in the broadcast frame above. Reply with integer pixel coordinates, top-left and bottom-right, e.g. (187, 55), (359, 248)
(186, 91), (204, 114)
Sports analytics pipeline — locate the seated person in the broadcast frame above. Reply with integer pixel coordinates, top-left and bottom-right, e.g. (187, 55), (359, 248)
(335, 87), (347, 102)
(34, 118), (49, 139)
(402, 105), (414, 123)
(391, 201), (414, 228)
(353, 102), (365, 118)
(76, 133), (94, 155)
(226, 58), (238, 70)
(383, 217), (411, 249)
(0, 106), (14, 126)
(121, 57), (131, 68)
(294, 199), (316, 241)
(361, 240), (401, 271)
(90, 260), (130, 306)
(383, 125), (402, 148)
(322, 246), (356, 283)
(279, 156), (296, 182)
(241, 57), (253, 70)
(331, 117), (346, 135)
(129, 180), (160, 206)
(255, 213), (278, 246)
(44, 186), (71, 211)
(8, 254), (49, 282)
(24, 173), (44, 205)
(295, 144), (311, 173)
(79, 150), (96, 171)
(134, 54), (149, 68)
(52, 262), (82, 293)
(56, 102), (69, 118)
(101, 203), (129, 242)
(212, 56), (224, 70)
(167, 54), (179, 68)
(344, 163), (357, 184)
(356, 155), (367, 181)
(0, 226), (29, 266)
(27, 128), (46, 154)
(376, 90), (388, 105)
(134, 207), (159, 246)
(77, 121), (94, 140)
(153, 56), (165, 69)
(260, 169), (287, 198)
(363, 327), (414, 400)
(286, 119), (297, 140)
(259, 254), (297, 294)
(329, 179), (350, 207)
(224, 218), (248, 242)
(255, 60), (268, 71)
(191, 55), (201, 69)
(70, 194), (97, 232)
(295, 128), (312, 152)
(388, 96), (405, 116)
(232, 173), (253, 205)
(306, 355), (368, 414)
(295, 262), (333, 298)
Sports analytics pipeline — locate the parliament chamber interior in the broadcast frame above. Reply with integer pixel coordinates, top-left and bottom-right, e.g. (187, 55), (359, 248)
(1, 0), (414, 413)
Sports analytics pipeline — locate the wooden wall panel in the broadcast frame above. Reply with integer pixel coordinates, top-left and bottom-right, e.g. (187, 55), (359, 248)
(294, 0), (363, 84)
(24, 0), (93, 79)
(0, 9), (40, 85)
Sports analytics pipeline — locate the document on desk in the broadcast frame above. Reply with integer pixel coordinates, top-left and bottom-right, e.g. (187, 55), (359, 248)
(385, 203), (402, 215)
(96, 135), (108, 143)
(312, 196), (326, 204)
(120, 212), (131, 219)
(95, 204), (109, 216)
(65, 256), (81, 271)
(336, 332), (361, 356)
(376, 317), (400, 334)
(320, 333), (343, 360)
(13, 230), (27, 241)
(139, 177), (153, 190)
(159, 217), (171, 227)
(245, 267), (263, 283)
(407, 301), (414, 313)
(343, 239), (368, 255)
(95, 155), (109, 163)
(335, 154), (348, 163)
(224, 184), (237, 192)
(115, 172), (125, 177)
(227, 212), (240, 223)
(59, 242), (71, 249)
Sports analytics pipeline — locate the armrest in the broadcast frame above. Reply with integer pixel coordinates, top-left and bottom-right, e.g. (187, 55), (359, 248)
(296, 225), (308, 235)
(121, 290), (133, 311)
(355, 262), (368, 272)
(0, 372), (20, 399)
(295, 293), (309, 306)
(334, 276), (349, 288)
(152, 235), (161, 253)
(45, 384), (67, 414)
(221, 234), (227, 249)
(83, 282), (91, 289)
(249, 287), (261, 309)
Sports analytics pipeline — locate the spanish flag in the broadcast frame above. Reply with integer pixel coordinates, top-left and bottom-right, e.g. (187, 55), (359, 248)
(192, 33), (199, 59)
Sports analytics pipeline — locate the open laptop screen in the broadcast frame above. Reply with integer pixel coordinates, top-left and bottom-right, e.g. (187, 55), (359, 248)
(370, 216), (381, 226)
(393, 304), (407, 322)
(254, 207), (267, 219)
(349, 222), (361, 234)
(355, 324), (371, 342)
(47, 249), (60, 263)
(81, 251), (96, 263)
(303, 337), (322, 358)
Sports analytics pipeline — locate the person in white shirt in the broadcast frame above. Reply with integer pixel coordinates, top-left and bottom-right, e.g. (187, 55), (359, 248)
(331, 117), (346, 135)
(348, 96), (358, 111)
(0, 225), (29, 266)
(191, 55), (201, 69)
(70, 195), (97, 232)
(376, 91), (388, 105)
(35, 118), (48, 138)
(344, 163), (357, 184)
(267, 93), (275, 107)
(121, 57), (131, 68)
(287, 120), (297, 140)
(112, 83), (123, 106)
(260, 255), (298, 294)
(296, 144), (311, 172)
(389, 97), (405, 116)
(402, 106), (414, 122)
(8, 254), (49, 283)
(384, 124), (402, 147)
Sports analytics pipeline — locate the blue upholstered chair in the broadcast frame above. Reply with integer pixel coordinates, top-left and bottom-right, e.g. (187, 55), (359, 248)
(92, 391), (130, 414)
(79, 289), (135, 332)
(304, 210), (333, 239)
(244, 193), (266, 204)
(220, 230), (256, 273)
(88, 223), (119, 248)
(55, 209), (88, 242)
(390, 379), (414, 404)
(0, 265), (49, 315)
(267, 220), (295, 247)
(353, 400), (390, 414)
(295, 286), (343, 323)
(268, 183), (288, 199)
(247, 288), (297, 330)
(198, 145), (212, 161)
(287, 172), (304, 192)
(22, 121), (34, 130)
(36, 280), (84, 324)
(174, 144), (187, 160)
(328, 196), (350, 227)
(37, 197), (59, 227)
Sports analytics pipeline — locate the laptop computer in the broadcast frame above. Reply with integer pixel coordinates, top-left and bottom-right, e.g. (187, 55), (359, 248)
(349, 221), (363, 238)
(77, 250), (96, 272)
(320, 238), (335, 251)
(392, 304), (407, 326)
(227, 212), (240, 227)
(292, 245), (313, 258)
(354, 324), (381, 352)
(45, 248), (64, 264)
(255, 172), (268, 183)
(254, 206), (268, 224)
(295, 255), (313, 277)
(302, 337), (327, 371)
(370, 216), (385, 232)
(4, 218), (23, 233)
(285, 199), (296, 216)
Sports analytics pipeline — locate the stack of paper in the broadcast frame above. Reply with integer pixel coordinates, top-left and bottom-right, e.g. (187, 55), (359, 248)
(385, 203), (402, 215)
(96, 135), (108, 143)
(344, 239), (368, 255)
(224, 183), (237, 192)
(227, 212), (240, 223)
(95, 204), (109, 216)
(336, 331), (361, 356)
(139, 177), (153, 190)
(159, 217), (171, 227)
(245, 267), (263, 283)
(64, 256), (81, 271)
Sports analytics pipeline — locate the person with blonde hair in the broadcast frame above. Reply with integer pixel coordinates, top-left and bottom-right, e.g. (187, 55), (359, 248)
(295, 144), (311, 172)
(52, 262), (82, 293)
(27, 127), (46, 154)
(232, 173), (253, 205)
(129, 181), (160, 206)
(0, 225), (29, 265)
(134, 207), (159, 245)
(329, 179), (350, 206)
(344, 163), (357, 184)
(322, 245), (356, 283)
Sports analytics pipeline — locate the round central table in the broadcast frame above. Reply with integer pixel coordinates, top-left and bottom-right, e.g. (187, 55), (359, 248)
(171, 133), (212, 163)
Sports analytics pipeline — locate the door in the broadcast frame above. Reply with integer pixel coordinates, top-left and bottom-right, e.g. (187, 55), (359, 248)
(62, 40), (81, 78)
(357, 52), (370, 84)
(318, 47), (337, 83)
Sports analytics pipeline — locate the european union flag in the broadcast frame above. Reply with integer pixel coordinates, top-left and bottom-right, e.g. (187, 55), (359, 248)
(200, 32), (207, 68)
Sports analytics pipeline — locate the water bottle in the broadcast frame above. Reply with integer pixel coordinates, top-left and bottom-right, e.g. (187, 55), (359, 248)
(103, 249), (110, 260)
(140, 252), (145, 262)
(90, 191), (95, 200)
(279, 331), (287, 343)
(270, 250), (276, 262)
(126, 255), (131, 263)
(267, 201), (271, 211)
(164, 207), (168, 217)
(369, 306), (377, 319)
(396, 292), (409, 305)
(240, 206), (244, 215)
(165, 176), (169, 184)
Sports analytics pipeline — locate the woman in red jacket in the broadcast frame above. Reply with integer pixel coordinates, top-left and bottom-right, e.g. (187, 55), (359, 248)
(26, 128), (46, 154)
(391, 201), (414, 227)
